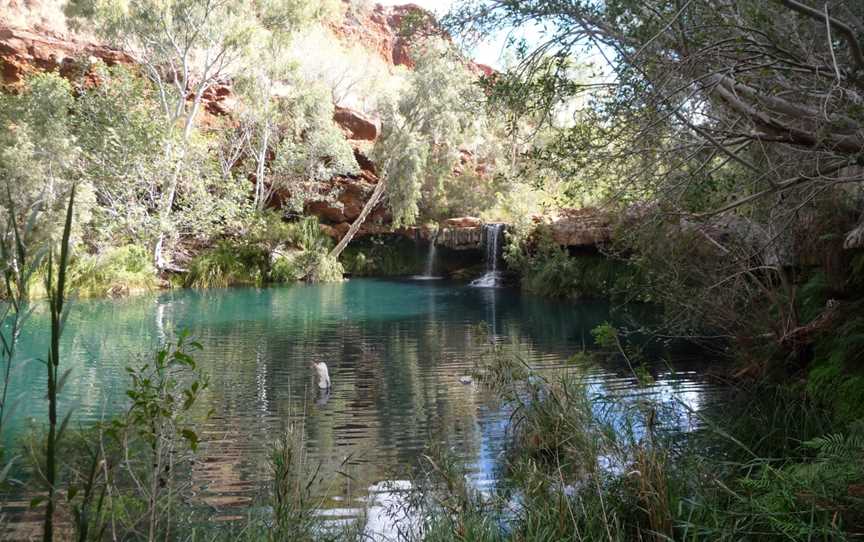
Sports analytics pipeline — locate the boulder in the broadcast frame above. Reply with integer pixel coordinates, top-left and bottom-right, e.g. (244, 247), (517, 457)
(305, 177), (389, 224)
(324, 220), (393, 241)
(436, 226), (483, 250)
(333, 106), (378, 141)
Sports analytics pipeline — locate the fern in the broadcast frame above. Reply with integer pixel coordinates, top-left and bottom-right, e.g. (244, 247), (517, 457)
(803, 433), (864, 460)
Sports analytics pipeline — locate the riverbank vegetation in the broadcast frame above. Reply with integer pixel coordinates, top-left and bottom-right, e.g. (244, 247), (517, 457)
(0, 0), (525, 297)
(3, 0), (864, 539)
(400, 337), (864, 541)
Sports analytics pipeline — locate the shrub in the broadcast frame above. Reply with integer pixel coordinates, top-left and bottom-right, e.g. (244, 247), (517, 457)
(305, 252), (344, 283)
(68, 244), (158, 297)
(185, 241), (269, 288)
(270, 249), (344, 284)
(506, 223), (637, 299)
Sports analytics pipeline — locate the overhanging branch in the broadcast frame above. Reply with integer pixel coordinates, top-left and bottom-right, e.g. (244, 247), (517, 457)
(776, 0), (864, 73)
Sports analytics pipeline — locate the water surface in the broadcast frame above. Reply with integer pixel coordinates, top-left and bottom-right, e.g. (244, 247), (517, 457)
(5, 279), (720, 530)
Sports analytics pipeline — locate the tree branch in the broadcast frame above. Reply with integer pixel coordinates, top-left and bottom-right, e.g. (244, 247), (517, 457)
(776, 0), (864, 73)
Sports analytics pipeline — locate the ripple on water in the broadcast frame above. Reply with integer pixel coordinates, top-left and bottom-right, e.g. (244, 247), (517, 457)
(5, 279), (724, 534)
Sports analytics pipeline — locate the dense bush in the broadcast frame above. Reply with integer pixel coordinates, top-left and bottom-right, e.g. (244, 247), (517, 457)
(186, 215), (343, 287)
(401, 334), (864, 542)
(185, 241), (269, 288)
(69, 245), (159, 297)
(505, 223), (639, 299)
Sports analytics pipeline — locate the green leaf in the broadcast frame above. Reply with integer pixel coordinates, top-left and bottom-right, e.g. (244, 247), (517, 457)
(0, 456), (16, 484)
(181, 429), (199, 452)
(56, 410), (73, 445)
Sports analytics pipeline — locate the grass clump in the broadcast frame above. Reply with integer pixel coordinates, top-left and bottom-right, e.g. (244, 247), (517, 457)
(185, 241), (269, 288)
(404, 326), (864, 542)
(25, 244), (158, 299)
(69, 244), (158, 297)
(185, 214), (344, 288)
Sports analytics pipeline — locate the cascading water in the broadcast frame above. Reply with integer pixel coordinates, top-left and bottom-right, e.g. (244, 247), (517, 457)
(413, 230), (442, 280)
(423, 237), (438, 277)
(470, 223), (505, 287)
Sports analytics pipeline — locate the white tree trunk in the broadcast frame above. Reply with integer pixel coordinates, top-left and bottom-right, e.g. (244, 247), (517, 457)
(329, 179), (387, 260)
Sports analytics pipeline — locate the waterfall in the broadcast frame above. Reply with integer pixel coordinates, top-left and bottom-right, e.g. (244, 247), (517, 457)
(470, 223), (505, 287)
(423, 238), (437, 277)
(413, 230), (442, 280)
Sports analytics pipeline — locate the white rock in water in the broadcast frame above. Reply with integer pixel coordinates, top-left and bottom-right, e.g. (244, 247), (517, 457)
(312, 362), (331, 389)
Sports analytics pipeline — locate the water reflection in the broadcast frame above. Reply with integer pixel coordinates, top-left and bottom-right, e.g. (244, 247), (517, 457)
(6, 279), (722, 527)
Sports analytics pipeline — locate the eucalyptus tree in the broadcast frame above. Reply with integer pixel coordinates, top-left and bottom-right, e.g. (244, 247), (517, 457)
(0, 74), (86, 245)
(230, 0), (345, 212)
(232, 73), (359, 214)
(446, 0), (864, 349)
(65, 0), (336, 268)
(330, 40), (484, 259)
(270, 81), (360, 214)
(72, 64), (167, 246)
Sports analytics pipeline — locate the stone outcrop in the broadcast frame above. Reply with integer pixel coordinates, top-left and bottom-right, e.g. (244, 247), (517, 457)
(0, 24), (130, 86)
(436, 226), (483, 250)
(0, 23), (240, 118)
(333, 106), (379, 141)
(305, 176), (388, 224)
(545, 208), (612, 247)
(442, 216), (482, 228)
(331, 1), (432, 69)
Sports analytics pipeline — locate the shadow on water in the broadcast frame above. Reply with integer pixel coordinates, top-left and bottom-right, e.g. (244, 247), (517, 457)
(3, 279), (724, 526)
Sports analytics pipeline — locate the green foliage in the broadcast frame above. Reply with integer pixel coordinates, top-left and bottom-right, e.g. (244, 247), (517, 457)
(270, 250), (344, 284)
(413, 344), (863, 541)
(234, 68), (359, 212)
(123, 331), (208, 455)
(371, 39), (488, 228)
(807, 311), (864, 427)
(341, 236), (423, 276)
(73, 63), (167, 247)
(15, 329), (215, 541)
(260, 215), (342, 283)
(0, 73), (93, 248)
(186, 215), (341, 287)
(40, 187), (76, 541)
(270, 83), (359, 201)
(303, 252), (344, 283)
(267, 426), (323, 541)
(68, 245), (158, 298)
(286, 216), (333, 253)
(506, 223), (639, 299)
(591, 321), (619, 350)
(185, 241), (269, 289)
(0, 190), (47, 488)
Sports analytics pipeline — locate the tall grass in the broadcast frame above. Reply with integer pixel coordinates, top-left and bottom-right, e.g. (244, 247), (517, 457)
(68, 245), (158, 297)
(187, 215), (343, 288)
(185, 241), (269, 288)
(42, 186), (75, 541)
(0, 193), (43, 467)
(404, 330), (863, 542)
